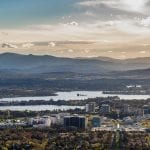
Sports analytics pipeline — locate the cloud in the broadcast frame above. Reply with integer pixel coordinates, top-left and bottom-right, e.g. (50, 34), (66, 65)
(0, 18), (149, 44)
(1, 43), (18, 48)
(22, 43), (34, 48)
(140, 17), (150, 27)
(77, 0), (104, 7)
(29, 25), (54, 30)
(120, 55), (126, 59)
(62, 16), (72, 20)
(84, 11), (96, 17)
(60, 50), (64, 54)
(142, 43), (150, 46)
(1, 32), (8, 36)
(70, 21), (79, 26)
(139, 50), (146, 54)
(84, 49), (90, 53)
(0, 0), (149, 59)
(48, 42), (56, 47)
(77, 0), (149, 14)
(68, 49), (74, 53)
(121, 0), (148, 12)
(62, 21), (79, 27)
(121, 51), (126, 54)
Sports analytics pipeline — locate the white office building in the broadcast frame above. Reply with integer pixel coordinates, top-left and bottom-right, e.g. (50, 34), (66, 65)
(86, 102), (96, 113)
(29, 116), (51, 128)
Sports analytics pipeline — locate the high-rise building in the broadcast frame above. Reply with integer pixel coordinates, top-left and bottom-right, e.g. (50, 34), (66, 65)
(86, 102), (96, 113)
(123, 104), (130, 113)
(64, 115), (87, 129)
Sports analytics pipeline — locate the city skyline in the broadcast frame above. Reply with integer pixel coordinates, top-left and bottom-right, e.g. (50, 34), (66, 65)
(0, 0), (150, 58)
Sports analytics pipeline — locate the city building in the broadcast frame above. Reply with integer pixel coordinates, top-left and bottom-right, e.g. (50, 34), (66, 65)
(123, 116), (134, 125)
(64, 115), (87, 129)
(50, 113), (70, 125)
(29, 116), (51, 128)
(92, 116), (101, 127)
(143, 105), (150, 115)
(86, 102), (96, 113)
(123, 104), (130, 113)
(100, 104), (110, 114)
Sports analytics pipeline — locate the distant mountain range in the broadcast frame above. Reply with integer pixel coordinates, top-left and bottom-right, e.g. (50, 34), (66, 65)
(0, 53), (149, 78)
(114, 68), (150, 79)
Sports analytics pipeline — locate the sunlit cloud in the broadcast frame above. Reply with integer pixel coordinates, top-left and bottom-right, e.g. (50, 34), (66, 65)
(0, 0), (150, 58)
(22, 43), (34, 48)
(1, 43), (18, 49)
(68, 49), (74, 53)
(139, 50), (146, 54)
(84, 49), (90, 53)
(77, 0), (149, 14)
(48, 42), (56, 47)
(121, 51), (126, 54)
(140, 17), (150, 27)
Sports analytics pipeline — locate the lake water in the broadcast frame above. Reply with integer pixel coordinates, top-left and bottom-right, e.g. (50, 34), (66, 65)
(0, 91), (149, 111)
(0, 91), (149, 102)
(0, 105), (84, 111)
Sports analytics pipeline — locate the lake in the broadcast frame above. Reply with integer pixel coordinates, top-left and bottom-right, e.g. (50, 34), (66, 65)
(0, 105), (84, 111)
(0, 91), (149, 102)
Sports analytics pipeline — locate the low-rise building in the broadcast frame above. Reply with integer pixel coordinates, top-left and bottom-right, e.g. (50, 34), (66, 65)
(50, 113), (70, 125)
(123, 116), (134, 125)
(29, 116), (51, 128)
(92, 116), (101, 127)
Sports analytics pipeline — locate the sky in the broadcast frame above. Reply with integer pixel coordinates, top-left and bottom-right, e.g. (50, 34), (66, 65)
(0, 0), (150, 59)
